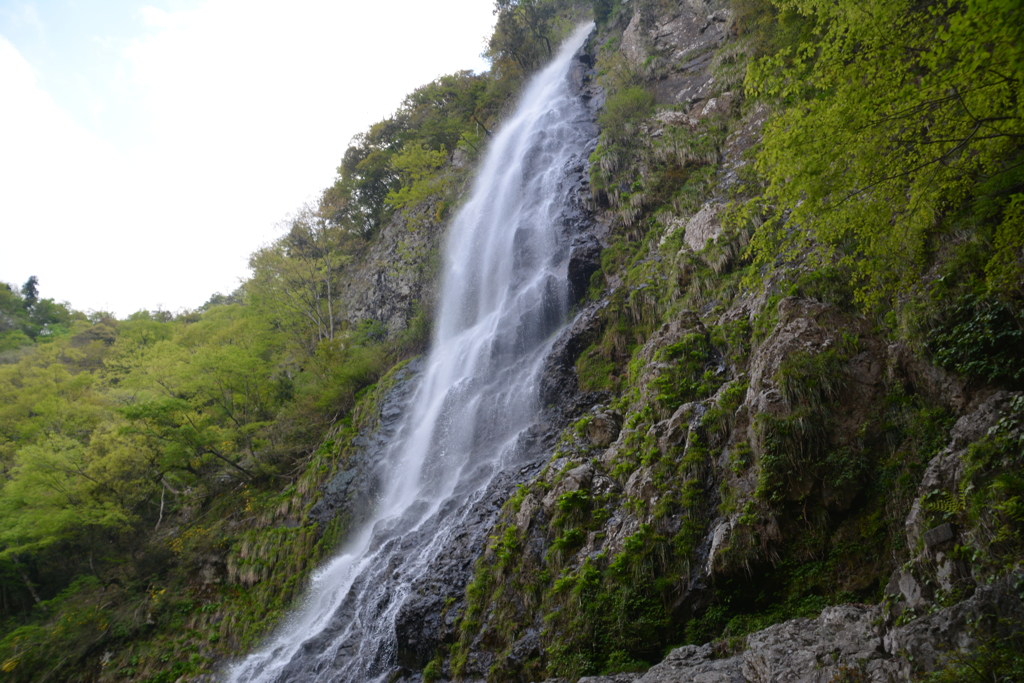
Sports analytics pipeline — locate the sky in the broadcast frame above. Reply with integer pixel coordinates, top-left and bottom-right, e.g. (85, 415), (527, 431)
(0, 0), (497, 317)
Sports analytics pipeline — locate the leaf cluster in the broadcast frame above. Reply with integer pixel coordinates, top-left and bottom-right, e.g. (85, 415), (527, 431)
(745, 0), (1024, 310)
(323, 70), (512, 236)
(0, 281), (395, 679)
(0, 278), (83, 353)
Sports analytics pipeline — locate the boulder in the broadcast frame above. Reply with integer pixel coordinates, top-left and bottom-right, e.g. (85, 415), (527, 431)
(683, 202), (724, 252)
(587, 409), (623, 447)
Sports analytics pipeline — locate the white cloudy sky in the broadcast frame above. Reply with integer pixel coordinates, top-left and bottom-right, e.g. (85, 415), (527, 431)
(0, 0), (496, 316)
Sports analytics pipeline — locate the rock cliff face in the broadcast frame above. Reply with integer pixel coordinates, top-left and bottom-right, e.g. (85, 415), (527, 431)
(340, 199), (447, 337)
(306, 1), (1024, 682)
(576, 575), (1024, 683)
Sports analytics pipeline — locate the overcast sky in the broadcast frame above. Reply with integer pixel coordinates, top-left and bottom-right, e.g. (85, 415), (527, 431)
(0, 0), (496, 317)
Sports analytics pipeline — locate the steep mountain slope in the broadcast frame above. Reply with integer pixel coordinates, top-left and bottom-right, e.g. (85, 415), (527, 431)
(313, 1), (1024, 681)
(1, 0), (1021, 682)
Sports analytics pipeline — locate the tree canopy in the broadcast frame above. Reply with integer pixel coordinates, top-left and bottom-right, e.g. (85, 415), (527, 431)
(744, 0), (1024, 305)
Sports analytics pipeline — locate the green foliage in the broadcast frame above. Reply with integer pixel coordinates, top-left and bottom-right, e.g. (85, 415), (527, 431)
(0, 278), (81, 348)
(487, 0), (585, 81)
(554, 490), (592, 525)
(385, 144), (450, 215)
(247, 203), (360, 352)
(648, 332), (724, 413)
(985, 195), (1024, 298)
(576, 343), (619, 392)
(751, 294), (782, 346)
(717, 379), (749, 413)
(754, 338), (866, 504)
(919, 396), (1024, 575)
(305, 337), (388, 414)
(455, 439), (710, 682)
(923, 581), (1024, 683)
(0, 259), (414, 681)
(324, 69), (511, 236)
(712, 319), (752, 371)
(589, 94), (723, 235)
(746, 0), (1024, 308)
(927, 293), (1024, 386)
(394, 301), (433, 356)
(729, 0), (814, 59)
(590, 0), (617, 26)
(0, 434), (136, 559)
(0, 577), (113, 682)
(542, 525), (679, 677)
(789, 265), (856, 310)
(597, 87), (654, 145)
(776, 335), (855, 413)
(422, 654), (444, 683)
(686, 588), (832, 645)
(688, 499), (892, 645)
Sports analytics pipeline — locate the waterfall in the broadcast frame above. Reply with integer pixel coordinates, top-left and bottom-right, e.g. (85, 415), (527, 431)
(228, 22), (595, 683)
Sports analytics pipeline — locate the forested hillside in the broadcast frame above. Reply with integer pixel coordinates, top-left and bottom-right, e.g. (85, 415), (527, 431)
(0, 57), (523, 682)
(443, 0), (1024, 680)
(2, 0), (1022, 681)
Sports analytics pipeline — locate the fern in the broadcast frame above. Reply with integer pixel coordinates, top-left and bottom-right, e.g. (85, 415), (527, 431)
(921, 478), (973, 520)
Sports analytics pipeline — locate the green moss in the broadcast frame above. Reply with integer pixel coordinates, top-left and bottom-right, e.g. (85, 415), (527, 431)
(554, 490), (592, 526)
(717, 379), (749, 414)
(596, 87), (655, 146)
(777, 335), (857, 410)
(548, 529), (586, 566)
(422, 653), (444, 683)
(791, 265), (857, 310)
(577, 344), (619, 392)
(729, 440), (753, 475)
(648, 332), (724, 413)
(752, 294), (782, 345)
(684, 545), (869, 647)
(754, 338), (864, 505)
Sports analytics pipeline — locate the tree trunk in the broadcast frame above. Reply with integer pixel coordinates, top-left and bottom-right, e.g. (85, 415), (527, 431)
(13, 559), (43, 607)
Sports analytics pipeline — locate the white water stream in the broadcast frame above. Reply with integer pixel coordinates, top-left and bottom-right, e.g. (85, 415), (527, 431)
(228, 22), (595, 683)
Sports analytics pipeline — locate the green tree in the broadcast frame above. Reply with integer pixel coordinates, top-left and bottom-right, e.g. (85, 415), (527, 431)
(19, 277), (37, 310)
(328, 124), (404, 235)
(114, 303), (289, 484)
(488, 0), (558, 79)
(396, 72), (495, 154)
(248, 204), (354, 351)
(0, 346), (108, 468)
(386, 144), (450, 214)
(0, 435), (135, 559)
(745, 0), (1024, 306)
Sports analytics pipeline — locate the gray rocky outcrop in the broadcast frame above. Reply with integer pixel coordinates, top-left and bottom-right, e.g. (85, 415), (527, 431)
(568, 233), (603, 303)
(578, 573), (1024, 683)
(619, 1), (731, 107)
(682, 201), (725, 252)
(314, 5), (1024, 683)
(903, 390), (1016, 554)
(342, 202), (447, 337)
(308, 358), (424, 533)
(394, 461), (549, 669)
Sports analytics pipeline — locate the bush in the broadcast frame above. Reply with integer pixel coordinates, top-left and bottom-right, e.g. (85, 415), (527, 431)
(928, 294), (1024, 386)
(597, 86), (654, 145)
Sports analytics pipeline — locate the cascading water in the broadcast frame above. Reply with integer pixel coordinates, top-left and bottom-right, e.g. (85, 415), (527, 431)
(228, 22), (596, 683)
